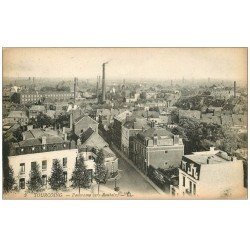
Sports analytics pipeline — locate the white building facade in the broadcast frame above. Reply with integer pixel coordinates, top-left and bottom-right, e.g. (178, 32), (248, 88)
(170, 147), (246, 199)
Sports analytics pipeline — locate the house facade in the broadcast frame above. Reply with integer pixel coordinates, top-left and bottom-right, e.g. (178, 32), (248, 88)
(130, 127), (184, 174)
(8, 130), (78, 190)
(170, 147), (246, 199)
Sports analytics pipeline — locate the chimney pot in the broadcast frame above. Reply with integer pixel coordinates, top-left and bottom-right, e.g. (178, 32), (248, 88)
(42, 136), (46, 145)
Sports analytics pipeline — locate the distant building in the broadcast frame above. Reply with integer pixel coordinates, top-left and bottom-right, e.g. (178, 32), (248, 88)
(19, 90), (74, 104)
(130, 126), (184, 174)
(29, 105), (46, 119)
(179, 109), (201, 120)
(4, 110), (29, 125)
(200, 113), (221, 125)
(170, 147), (246, 199)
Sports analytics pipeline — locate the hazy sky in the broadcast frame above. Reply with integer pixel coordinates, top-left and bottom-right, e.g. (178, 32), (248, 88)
(3, 48), (247, 82)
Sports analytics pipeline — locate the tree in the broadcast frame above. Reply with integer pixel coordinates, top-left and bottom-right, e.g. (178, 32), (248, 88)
(48, 159), (66, 190)
(70, 155), (90, 194)
(3, 166), (16, 193)
(94, 149), (108, 194)
(36, 113), (53, 128)
(3, 141), (16, 192)
(27, 163), (43, 192)
(96, 149), (105, 166)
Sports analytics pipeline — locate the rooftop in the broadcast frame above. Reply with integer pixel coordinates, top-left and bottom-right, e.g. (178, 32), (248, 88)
(29, 105), (46, 112)
(8, 110), (28, 118)
(184, 149), (235, 165)
(74, 115), (98, 125)
(138, 127), (174, 140)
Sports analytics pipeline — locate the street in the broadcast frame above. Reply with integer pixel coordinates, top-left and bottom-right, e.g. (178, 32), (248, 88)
(105, 153), (161, 198)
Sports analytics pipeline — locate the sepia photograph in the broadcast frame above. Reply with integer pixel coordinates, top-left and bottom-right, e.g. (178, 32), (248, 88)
(2, 47), (248, 199)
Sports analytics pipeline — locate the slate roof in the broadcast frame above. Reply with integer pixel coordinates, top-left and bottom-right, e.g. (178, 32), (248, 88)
(7, 111), (28, 119)
(29, 105), (46, 112)
(138, 127), (173, 140)
(74, 115), (98, 125)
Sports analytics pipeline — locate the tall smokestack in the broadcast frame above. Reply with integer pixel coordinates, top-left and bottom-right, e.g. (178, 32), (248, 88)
(102, 62), (108, 103)
(74, 77), (78, 102)
(234, 81), (236, 98)
(96, 75), (100, 98)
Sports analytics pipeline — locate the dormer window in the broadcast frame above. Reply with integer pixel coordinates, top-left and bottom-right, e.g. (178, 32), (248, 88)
(182, 161), (187, 171)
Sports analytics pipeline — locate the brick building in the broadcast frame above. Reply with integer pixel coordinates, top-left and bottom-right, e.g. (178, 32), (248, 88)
(112, 110), (132, 150)
(19, 90), (74, 104)
(130, 126), (184, 174)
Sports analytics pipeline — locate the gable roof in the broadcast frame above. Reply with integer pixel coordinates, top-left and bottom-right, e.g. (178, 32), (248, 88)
(74, 115), (98, 125)
(8, 111), (28, 119)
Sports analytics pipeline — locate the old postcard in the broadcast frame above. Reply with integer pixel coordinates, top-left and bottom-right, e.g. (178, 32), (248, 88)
(2, 48), (248, 199)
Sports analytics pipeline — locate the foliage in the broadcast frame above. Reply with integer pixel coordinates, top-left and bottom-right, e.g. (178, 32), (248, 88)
(3, 166), (16, 192)
(12, 127), (23, 142)
(95, 164), (108, 184)
(70, 155), (91, 193)
(48, 159), (66, 190)
(10, 93), (20, 103)
(36, 112), (54, 128)
(55, 114), (70, 128)
(27, 163), (43, 192)
(96, 149), (105, 166)
(94, 149), (108, 194)
(2, 141), (16, 192)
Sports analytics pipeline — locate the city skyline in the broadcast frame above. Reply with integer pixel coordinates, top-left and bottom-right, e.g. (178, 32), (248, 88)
(3, 48), (247, 84)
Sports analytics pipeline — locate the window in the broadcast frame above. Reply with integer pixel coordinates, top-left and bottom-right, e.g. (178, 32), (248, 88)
(192, 168), (194, 176)
(189, 181), (192, 193)
(20, 163), (25, 173)
(63, 157), (67, 167)
(165, 162), (168, 165)
(63, 172), (67, 182)
(165, 151), (168, 154)
(182, 176), (185, 187)
(42, 175), (47, 186)
(42, 160), (47, 170)
(89, 155), (92, 160)
(193, 183), (196, 195)
(20, 178), (25, 189)
(31, 161), (36, 170)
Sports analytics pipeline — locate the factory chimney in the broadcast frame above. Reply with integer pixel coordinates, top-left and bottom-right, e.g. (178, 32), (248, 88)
(102, 62), (109, 103)
(234, 81), (236, 98)
(96, 75), (100, 98)
(74, 77), (78, 102)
